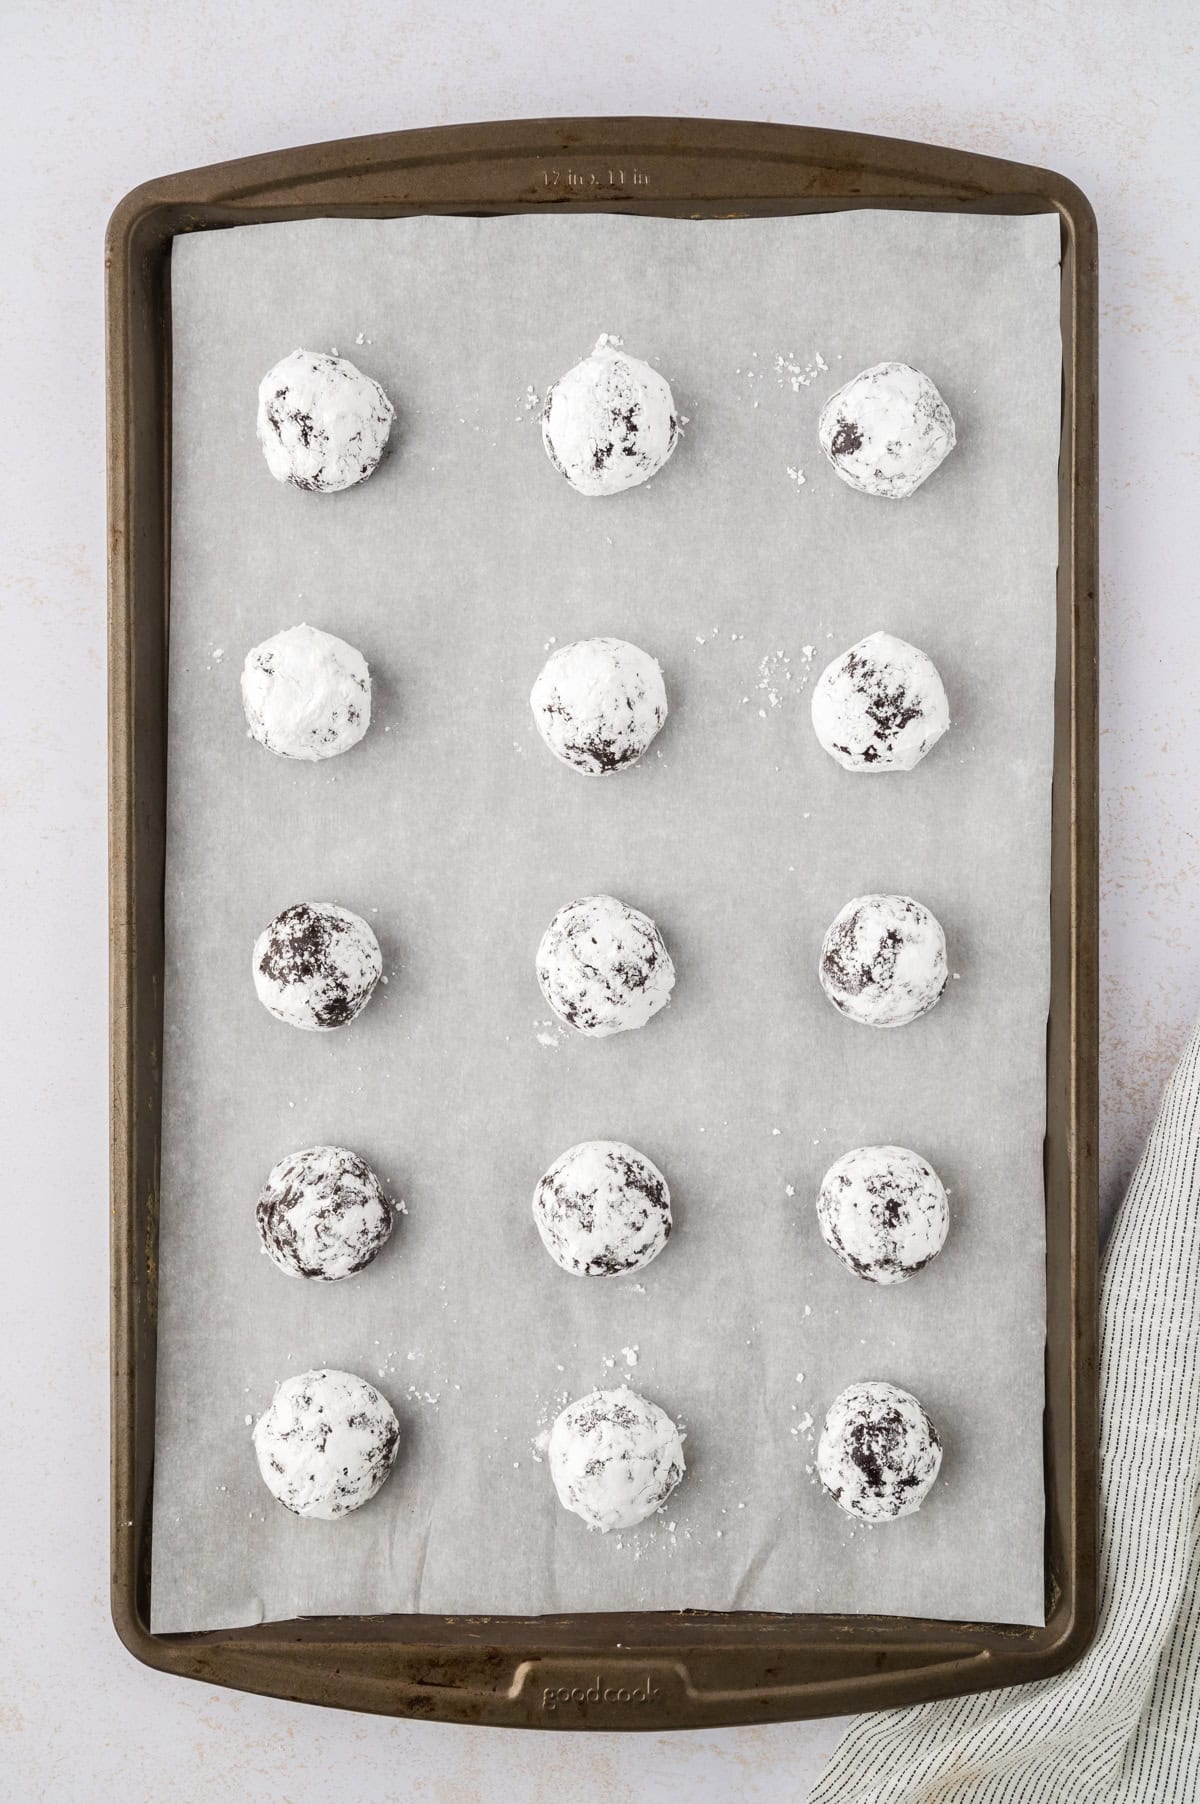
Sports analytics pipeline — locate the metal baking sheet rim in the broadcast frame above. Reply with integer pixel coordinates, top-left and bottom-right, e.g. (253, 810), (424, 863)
(106, 116), (1099, 1730)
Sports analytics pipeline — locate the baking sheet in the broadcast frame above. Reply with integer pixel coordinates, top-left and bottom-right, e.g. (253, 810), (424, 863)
(151, 209), (1061, 1633)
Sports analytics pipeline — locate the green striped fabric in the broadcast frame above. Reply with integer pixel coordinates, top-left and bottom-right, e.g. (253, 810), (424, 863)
(811, 1023), (1200, 1803)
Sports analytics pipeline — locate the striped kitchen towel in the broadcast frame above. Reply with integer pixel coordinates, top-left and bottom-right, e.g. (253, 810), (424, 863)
(810, 1021), (1200, 1804)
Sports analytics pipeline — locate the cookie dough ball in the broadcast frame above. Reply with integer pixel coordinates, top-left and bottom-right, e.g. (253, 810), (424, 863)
(817, 1381), (942, 1522)
(533, 1141), (671, 1277)
(253, 1369), (399, 1519)
(819, 894), (947, 1028)
(541, 337), (679, 497)
(257, 349), (394, 493)
(253, 901), (382, 1031)
(531, 638), (667, 776)
(242, 623), (371, 762)
(811, 632), (949, 772)
(537, 895), (675, 1037)
(817, 1145), (949, 1284)
(818, 362), (955, 500)
(256, 1145), (395, 1281)
(549, 1386), (685, 1531)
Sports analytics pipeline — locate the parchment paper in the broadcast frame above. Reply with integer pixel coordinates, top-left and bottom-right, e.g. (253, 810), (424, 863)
(152, 210), (1061, 1633)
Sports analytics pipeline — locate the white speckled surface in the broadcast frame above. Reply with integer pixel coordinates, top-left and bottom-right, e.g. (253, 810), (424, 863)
(3, 1), (1195, 1796)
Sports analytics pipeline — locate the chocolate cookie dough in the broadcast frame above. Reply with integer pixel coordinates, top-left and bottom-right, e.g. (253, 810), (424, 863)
(252, 1369), (400, 1519)
(530, 637), (667, 775)
(549, 1386), (685, 1531)
(242, 623), (371, 762)
(257, 349), (394, 493)
(536, 894), (675, 1036)
(541, 336), (678, 497)
(811, 632), (949, 772)
(817, 1381), (942, 1522)
(818, 362), (955, 499)
(819, 894), (948, 1028)
(817, 1145), (949, 1284)
(256, 1145), (395, 1281)
(253, 901), (382, 1031)
(533, 1141), (671, 1277)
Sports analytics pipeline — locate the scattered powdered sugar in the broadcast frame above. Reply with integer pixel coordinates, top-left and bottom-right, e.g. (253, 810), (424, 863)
(735, 348), (828, 418)
(529, 1378), (573, 1465)
(756, 649), (791, 710)
(698, 630), (819, 726)
(785, 465), (806, 492)
(695, 626), (746, 647)
(515, 384), (541, 422)
(774, 349), (828, 392)
(734, 357), (765, 407)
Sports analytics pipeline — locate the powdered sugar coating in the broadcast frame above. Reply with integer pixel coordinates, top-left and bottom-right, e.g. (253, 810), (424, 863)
(811, 631), (949, 772)
(817, 1145), (948, 1284)
(241, 623), (371, 762)
(549, 1386), (685, 1530)
(257, 349), (394, 493)
(252, 1369), (400, 1519)
(256, 1145), (395, 1281)
(253, 901), (382, 1031)
(530, 637), (667, 775)
(818, 362), (955, 499)
(533, 1140), (671, 1277)
(819, 894), (948, 1028)
(817, 1380), (942, 1521)
(541, 338), (678, 497)
(536, 894), (675, 1037)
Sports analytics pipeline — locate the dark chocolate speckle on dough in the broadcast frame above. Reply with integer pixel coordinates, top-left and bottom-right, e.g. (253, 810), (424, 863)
(822, 911), (903, 1002)
(830, 417), (863, 459)
(842, 647), (923, 751)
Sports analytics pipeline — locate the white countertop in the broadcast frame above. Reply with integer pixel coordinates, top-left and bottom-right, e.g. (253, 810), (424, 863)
(4, 1), (1196, 1797)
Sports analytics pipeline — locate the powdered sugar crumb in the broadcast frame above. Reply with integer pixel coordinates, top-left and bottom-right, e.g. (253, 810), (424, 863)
(774, 349), (828, 391)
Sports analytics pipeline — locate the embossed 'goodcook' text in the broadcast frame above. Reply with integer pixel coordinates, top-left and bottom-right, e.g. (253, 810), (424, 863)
(541, 1675), (661, 1711)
